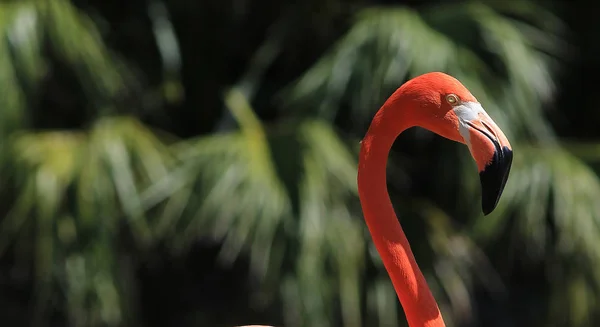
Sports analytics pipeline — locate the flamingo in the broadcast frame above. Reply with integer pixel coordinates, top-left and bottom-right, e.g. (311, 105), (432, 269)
(237, 72), (513, 327)
(358, 72), (512, 327)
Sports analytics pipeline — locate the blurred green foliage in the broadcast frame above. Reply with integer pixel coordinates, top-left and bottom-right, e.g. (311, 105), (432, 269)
(0, 0), (598, 327)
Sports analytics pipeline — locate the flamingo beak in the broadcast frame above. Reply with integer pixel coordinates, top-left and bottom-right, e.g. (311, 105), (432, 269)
(455, 102), (513, 215)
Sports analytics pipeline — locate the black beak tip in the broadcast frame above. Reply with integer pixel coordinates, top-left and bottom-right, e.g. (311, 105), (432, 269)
(479, 146), (513, 216)
(482, 203), (494, 216)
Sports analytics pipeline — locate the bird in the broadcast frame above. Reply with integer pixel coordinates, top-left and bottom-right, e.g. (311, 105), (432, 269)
(236, 72), (512, 327)
(357, 71), (513, 327)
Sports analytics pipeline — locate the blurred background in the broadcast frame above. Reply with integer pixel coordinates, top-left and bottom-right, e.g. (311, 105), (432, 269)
(0, 0), (597, 326)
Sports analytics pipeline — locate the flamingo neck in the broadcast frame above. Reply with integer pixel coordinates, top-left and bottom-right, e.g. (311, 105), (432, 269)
(357, 109), (446, 327)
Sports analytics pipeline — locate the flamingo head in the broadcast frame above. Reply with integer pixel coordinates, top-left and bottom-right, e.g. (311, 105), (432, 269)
(394, 72), (513, 215)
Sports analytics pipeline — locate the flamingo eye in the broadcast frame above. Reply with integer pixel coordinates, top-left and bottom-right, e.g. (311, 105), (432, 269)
(445, 94), (460, 105)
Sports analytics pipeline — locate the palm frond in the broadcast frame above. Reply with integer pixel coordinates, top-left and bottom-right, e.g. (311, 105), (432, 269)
(0, 117), (173, 326)
(142, 89), (292, 286)
(0, 2), (43, 139)
(282, 1), (563, 143)
(469, 144), (600, 326)
(143, 89), (369, 327)
(41, 0), (129, 111)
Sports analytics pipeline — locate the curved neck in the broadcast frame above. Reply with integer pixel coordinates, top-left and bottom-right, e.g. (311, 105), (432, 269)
(357, 109), (446, 327)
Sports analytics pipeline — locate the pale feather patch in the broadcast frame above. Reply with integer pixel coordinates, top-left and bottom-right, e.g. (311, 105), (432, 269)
(453, 101), (487, 145)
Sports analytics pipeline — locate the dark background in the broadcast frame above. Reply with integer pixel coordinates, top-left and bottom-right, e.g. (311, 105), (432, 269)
(0, 1), (598, 327)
